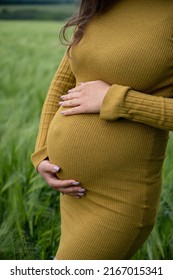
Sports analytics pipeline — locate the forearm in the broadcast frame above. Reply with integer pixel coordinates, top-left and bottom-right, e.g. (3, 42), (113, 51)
(100, 84), (173, 131)
(31, 53), (76, 169)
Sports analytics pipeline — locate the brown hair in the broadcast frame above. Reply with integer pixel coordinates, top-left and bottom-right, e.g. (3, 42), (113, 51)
(60, 0), (117, 52)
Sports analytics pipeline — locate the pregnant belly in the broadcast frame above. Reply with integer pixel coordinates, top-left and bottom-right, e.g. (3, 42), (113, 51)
(47, 107), (168, 186)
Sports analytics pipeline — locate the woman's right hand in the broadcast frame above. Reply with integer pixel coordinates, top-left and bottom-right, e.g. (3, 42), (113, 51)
(37, 160), (86, 199)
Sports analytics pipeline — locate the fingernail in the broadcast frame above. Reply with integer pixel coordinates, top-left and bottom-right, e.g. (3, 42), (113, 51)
(60, 96), (65, 100)
(53, 166), (60, 172)
(59, 102), (63, 105)
(71, 182), (80, 186)
(60, 111), (65, 115)
(78, 193), (85, 197)
(78, 188), (85, 193)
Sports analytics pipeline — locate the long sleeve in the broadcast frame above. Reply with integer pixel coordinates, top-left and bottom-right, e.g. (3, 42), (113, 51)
(31, 53), (76, 169)
(100, 84), (173, 131)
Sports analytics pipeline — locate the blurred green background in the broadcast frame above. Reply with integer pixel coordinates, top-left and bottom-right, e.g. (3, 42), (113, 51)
(0, 0), (78, 20)
(0, 0), (173, 260)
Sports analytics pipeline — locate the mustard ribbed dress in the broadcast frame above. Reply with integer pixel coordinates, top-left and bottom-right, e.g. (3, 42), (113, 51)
(31, 0), (173, 259)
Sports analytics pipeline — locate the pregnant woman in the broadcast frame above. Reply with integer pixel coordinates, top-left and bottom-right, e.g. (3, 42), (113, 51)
(31, 0), (173, 259)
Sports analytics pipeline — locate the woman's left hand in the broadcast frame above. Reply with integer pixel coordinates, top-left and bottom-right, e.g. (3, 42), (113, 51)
(59, 80), (110, 115)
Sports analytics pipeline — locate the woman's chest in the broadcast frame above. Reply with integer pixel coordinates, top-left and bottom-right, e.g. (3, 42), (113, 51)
(70, 9), (172, 93)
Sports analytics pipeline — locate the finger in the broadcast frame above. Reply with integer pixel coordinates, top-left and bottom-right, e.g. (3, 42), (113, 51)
(57, 185), (86, 194)
(59, 187), (86, 194)
(60, 193), (85, 199)
(47, 177), (81, 189)
(48, 177), (86, 197)
(68, 83), (84, 93)
(59, 99), (80, 107)
(61, 92), (80, 101)
(60, 191), (86, 198)
(42, 161), (60, 173)
(53, 182), (86, 194)
(52, 165), (60, 173)
(60, 107), (83, 116)
(74, 194), (85, 199)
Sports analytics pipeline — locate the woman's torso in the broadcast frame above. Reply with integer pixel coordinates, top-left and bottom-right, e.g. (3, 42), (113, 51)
(47, 0), (172, 186)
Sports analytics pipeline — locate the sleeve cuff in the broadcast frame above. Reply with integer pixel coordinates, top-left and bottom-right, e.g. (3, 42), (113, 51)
(100, 84), (131, 121)
(31, 147), (48, 170)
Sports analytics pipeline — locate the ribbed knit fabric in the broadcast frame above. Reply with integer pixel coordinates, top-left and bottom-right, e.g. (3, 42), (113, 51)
(31, 0), (173, 259)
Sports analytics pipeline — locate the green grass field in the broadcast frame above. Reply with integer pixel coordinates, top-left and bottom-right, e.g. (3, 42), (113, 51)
(0, 21), (173, 260)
